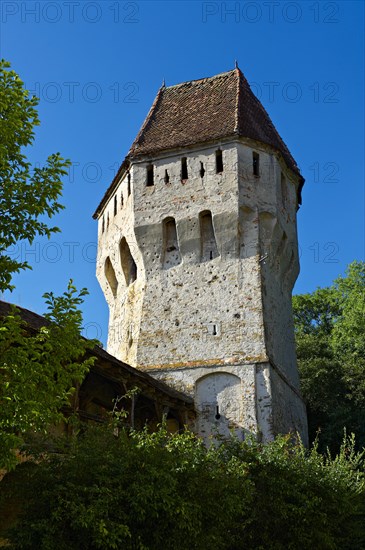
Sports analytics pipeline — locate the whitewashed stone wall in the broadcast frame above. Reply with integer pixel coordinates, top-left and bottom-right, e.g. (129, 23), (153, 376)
(96, 138), (308, 444)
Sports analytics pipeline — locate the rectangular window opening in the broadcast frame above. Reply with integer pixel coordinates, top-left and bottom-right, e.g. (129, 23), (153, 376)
(146, 165), (154, 187)
(164, 169), (170, 184)
(181, 157), (188, 180)
(114, 195), (117, 216)
(253, 152), (260, 177)
(127, 173), (131, 195)
(216, 149), (223, 173)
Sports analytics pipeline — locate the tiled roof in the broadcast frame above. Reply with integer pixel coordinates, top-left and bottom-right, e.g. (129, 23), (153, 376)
(129, 68), (301, 177)
(128, 70), (237, 157)
(93, 68), (303, 218)
(0, 301), (51, 331)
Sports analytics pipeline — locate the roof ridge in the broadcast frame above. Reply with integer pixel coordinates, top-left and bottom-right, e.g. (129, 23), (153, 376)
(234, 67), (241, 134)
(236, 69), (301, 176)
(164, 69), (236, 90)
(0, 299), (44, 318)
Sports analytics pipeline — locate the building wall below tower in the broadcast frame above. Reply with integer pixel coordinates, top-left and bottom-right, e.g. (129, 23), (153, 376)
(262, 363), (308, 446)
(148, 361), (308, 446)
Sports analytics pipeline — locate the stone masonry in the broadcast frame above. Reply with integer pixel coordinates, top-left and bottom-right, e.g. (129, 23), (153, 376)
(94, 68), (308, 445)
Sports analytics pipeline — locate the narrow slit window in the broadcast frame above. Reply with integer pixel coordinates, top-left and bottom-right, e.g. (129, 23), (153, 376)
(281, 172), (287, 208)
(215, 405), (221, 419)
(121, 192), (124, 208)
(200, 162), (205, 178)
(164, 169), (170, 184)
(102, 216), (105, 233)
(107, 213), (110, 228)
(181, 157), (188, 180)
(128, 324), (133, 347)
(146, 165), (154, 187)
(127, 173), (131, 196)
(216, 149), (223, 173)
(253, 152), (260, 177)
(114, 195), (117, 216)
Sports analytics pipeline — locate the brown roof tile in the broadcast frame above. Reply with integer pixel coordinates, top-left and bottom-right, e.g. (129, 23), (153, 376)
(129, 70), (238, 157)
(93, 68), (303, 218)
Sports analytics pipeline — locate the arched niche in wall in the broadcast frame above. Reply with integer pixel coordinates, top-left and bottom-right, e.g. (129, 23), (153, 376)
(104, 257), (118, 298)
(119, 237), (137, 285)
(259, 212), (289, 275)
(162, 217), (181, 269)
(259, 211), (277, 256)
(284, 248), (298, 291)
(195, 372), (244, 444)
(199, 210), (219, 262)
(239, 206), (258, 259)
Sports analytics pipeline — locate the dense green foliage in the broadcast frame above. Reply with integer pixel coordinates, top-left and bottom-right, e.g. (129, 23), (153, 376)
(0, 60), (94, 469)
(2, 424), (364, 550)
(0, 282), (95, 470)
(293, 261), (365, 452)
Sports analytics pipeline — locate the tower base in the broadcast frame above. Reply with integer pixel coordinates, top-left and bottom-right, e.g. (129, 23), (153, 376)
(145, 362), (308, 446)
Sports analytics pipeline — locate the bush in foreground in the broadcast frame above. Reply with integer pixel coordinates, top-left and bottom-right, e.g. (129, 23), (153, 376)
(2, 425), (364, 549)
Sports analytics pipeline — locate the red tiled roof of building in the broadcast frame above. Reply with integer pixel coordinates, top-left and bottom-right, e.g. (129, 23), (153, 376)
(93, 68), (303, 218)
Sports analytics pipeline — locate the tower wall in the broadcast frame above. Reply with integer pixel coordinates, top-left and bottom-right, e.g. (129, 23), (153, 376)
(96, 139), (307, 444)
(132, 143), (267, 369)
(96, 167), (144, 366)
(237, 142), (301, 386)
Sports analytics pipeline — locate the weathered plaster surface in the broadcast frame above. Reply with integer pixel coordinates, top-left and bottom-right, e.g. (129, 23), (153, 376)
(96, 139), (308, 443)
(151, 363), (257, 445)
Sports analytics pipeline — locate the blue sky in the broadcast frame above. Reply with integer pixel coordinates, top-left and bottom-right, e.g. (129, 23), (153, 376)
(1, 0), (364, 345)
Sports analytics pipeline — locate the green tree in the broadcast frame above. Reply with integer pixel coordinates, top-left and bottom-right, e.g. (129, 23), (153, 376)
(0, 283), (95, 470)
(293, 261), (365, 452)
(0, 60), (94, 469)
(332, 262), (365, 401)
(0, 59), (70, 292)
(1, 424), (364, 549)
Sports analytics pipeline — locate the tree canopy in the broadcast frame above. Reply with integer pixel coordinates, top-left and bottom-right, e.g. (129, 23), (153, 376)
(293, 260), (365, 452)
(0, 59), (70, 293)
(1, 423), (364, 550)
(0, 60), (94, 470)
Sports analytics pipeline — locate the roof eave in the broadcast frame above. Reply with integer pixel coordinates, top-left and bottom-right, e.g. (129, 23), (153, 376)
(92, 157), (130, 220)
(93, 84), (166, 220)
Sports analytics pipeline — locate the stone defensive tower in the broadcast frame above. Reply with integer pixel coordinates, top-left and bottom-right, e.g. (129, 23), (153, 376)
(93, 68), (308, 444)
